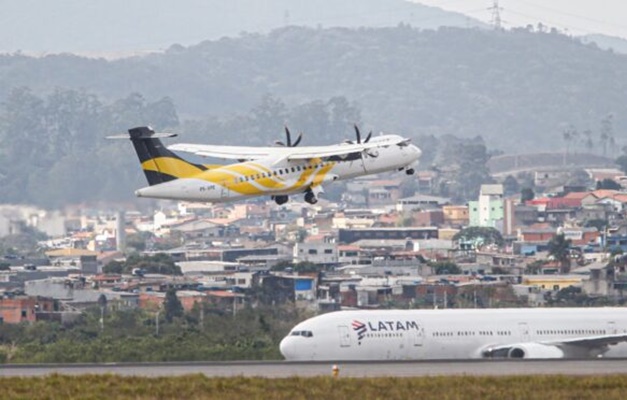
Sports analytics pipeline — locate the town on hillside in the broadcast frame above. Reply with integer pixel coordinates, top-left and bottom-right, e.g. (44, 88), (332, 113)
(2, 165), (627, 324)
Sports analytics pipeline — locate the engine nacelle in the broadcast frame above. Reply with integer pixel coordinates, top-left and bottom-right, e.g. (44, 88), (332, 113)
(507, 343), (564, 359)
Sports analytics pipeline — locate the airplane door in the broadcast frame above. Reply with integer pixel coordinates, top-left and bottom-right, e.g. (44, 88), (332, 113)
(220, 181), (230, 199)
(608, 321), (617, 335)
(413, 325), (424, 347)
(518, 322), (530, 342)
(338, 325), (351, 347)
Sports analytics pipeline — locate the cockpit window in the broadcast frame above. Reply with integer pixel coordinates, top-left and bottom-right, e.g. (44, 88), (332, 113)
(290, 330), (313, 337)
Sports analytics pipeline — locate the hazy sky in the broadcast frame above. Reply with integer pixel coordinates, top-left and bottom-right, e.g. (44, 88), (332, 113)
(413, 0), (627, 39)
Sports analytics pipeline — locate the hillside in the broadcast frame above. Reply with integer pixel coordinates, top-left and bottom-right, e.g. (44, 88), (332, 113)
(1, 26), (626, 151)
(0, 0), (483, 54)
(1, 26), (627, 207)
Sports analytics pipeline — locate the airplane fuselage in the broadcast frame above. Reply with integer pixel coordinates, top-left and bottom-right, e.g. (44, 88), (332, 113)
(135, 135), (421, 203)
(280, 308), (627, 361)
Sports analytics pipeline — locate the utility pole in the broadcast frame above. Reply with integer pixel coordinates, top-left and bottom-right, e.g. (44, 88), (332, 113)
(488, 0), (503, 30)
(155, 308), (161, 336)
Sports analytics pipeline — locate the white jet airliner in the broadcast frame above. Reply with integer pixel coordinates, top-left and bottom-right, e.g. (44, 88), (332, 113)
(280, 308), (627, 360)
(110, 125), (421, 205)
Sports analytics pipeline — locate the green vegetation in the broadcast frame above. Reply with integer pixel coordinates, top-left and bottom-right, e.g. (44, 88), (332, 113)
(271, 261), (326, 273)
(453, 227), (505, 248)
(547, 233), (573, 273)
(3, 375), (627, 400)
(0, 305), (308, 364)
(429, 261), (462, 275)
(596, 178), (621, 190)
(102, 253), (182, 276)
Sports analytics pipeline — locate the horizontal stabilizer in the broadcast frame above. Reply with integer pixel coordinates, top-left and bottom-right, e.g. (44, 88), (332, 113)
(106, 133), (177, 140)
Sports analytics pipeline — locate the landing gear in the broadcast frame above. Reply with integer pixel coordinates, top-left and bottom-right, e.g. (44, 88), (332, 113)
(272, 195), (289, 205)
(405, 168), (415, 175)
(304, 190), (317, 205)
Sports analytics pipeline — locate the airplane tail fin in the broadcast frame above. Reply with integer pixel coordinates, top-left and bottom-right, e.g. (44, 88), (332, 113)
(108, 126), (208, 186)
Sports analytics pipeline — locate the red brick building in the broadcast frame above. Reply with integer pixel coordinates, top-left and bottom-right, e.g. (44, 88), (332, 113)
(0, 296), (55, 324)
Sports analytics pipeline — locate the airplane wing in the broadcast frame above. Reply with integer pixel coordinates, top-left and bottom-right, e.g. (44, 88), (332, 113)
(481, 333), (627, 359)
(285, 141), (391, 161)
(170, 136), (411, 162)
(548, 332), (627, 348)
(167, 143), (285, 160)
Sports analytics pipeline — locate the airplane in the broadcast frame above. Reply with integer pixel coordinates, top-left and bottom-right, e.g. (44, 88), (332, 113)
(279, 308), (627, 360)
(109, 125), (421, 205)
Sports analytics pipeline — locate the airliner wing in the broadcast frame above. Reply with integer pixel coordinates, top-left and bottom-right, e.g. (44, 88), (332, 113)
(549, 332), (627, 348)
(170, 136), (411, 161)
(482, 333), (627, 359)
(168, 143), (285, 160)
(286, 142), (382, 161)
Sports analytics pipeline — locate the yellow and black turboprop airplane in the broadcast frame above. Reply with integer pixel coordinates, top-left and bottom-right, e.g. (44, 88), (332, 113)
(109, 125), (421, 205)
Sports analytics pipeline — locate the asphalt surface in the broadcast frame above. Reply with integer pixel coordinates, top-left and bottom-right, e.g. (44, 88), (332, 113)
(2, 359), (627, 378)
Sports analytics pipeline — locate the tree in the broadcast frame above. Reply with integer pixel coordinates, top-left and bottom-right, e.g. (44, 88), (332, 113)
(567, 169), (592, 187)
(164, 288), (184, 323)
(520, 187), (535, 202)
(103, 260), (124, 274)
(584, 219), (608, 232)
(502, 175), (520, 196)
(596, 178), (621, 190)
(429, 261), (462, 275)
(599, 114), (614, 157)
(616, 155), (627, 175)
(547, 232), (572, 274)
(453, 227), (505, 248)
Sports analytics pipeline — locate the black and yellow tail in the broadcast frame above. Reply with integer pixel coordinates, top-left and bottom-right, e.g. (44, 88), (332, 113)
(111, 126), (208, 186)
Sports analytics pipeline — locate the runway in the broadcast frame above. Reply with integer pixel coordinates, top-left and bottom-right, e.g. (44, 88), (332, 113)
(2, 359), (627, 378)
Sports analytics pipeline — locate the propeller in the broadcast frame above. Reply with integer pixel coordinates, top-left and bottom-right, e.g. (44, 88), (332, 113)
(350, 124), (378, 158)
(275, 126), (303, 147)
(345, 124), (373, 144)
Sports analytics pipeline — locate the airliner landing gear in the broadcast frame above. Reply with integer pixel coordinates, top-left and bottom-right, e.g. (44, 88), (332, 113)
(272, 195), (289, 205)
(304, 190), (317, 205)
(405, 168), (415, 175)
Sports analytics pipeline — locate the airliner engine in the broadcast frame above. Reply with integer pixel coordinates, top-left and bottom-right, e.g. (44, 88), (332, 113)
(483, 343), (564, 359)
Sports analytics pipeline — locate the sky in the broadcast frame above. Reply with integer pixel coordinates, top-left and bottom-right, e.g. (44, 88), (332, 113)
(412, 0), (627, 39)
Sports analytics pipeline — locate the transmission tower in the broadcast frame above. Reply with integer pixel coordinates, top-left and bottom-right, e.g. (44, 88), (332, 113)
(488, 0), (503, 30)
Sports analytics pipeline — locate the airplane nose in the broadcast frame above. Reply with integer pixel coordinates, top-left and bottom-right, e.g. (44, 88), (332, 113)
(279, 336), (293, 360)
(414, 145), (422, 159)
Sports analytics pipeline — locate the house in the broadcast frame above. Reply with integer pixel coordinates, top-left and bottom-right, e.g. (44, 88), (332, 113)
(338, 227), (438, 244)
(442, 205), (469, 227)
(0, 295), (55, 324)
(396, 194), (450, 212)
(293, 242), (338, 265)
(468, 184), (504, 230)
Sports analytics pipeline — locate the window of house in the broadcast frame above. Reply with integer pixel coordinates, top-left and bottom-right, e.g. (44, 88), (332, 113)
(324, 249), (333, 254)
(308, 249), (318, 255)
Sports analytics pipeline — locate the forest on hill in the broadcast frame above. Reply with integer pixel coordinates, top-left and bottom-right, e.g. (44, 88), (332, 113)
(1, 26), (626, 207)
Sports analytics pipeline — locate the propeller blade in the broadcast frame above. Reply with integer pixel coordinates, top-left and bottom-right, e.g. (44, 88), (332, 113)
(364, 131), (372, 143)
(354, 124), (361, 144)
(285, 126), (292, 147)
(274, 140), (286, 146)
(292, 132), (303, 147)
